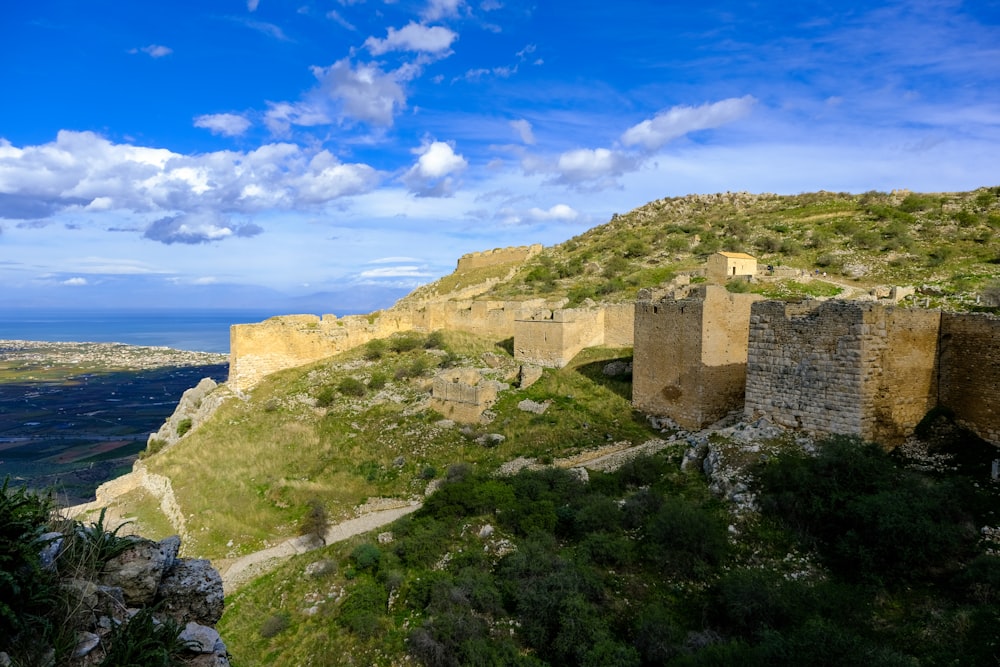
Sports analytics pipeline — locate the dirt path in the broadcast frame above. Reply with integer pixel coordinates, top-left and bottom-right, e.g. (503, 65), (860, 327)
(218, 503), (421, 594)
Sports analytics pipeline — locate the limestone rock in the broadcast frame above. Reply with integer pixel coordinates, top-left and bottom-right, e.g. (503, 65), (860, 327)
(156, 559), (224, 626)
(99, 536), (176, 606)
(517, 399), (549, 414)
(179, 622), (225, 654)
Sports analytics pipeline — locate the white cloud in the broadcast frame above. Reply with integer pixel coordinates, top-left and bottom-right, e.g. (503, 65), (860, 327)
(247, 0), (260, 10)
(422, 0), (464, 21)
(0, 131), (382, 242)
(527, 204), (578, 221)
(131, 44), (173, 58)
(194, 113), (252, 137)
(364, 22), (457, 56)
(62, 277), (87, 286)
(551, 147), (636, 187)
(621, 95), (757, 151)
(358, 265), (433, 278)
(310, 59), (408, 127)
(402, 141), (467, 197)
(510, 119), (535, 145)
(369, 256), (422, 264)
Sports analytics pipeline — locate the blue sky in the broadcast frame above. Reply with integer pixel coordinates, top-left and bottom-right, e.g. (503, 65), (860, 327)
(1, 0), (998, 312)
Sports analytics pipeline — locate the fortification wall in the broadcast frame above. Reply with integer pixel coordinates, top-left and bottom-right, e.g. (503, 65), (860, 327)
(863, 307), (940, 445)
(745, 301), (867, 436)
(633, 285), (758, 429)
(602, 303), (636, 347)
(229, 311), (413, 391)
(745, 301), (940, 444)
(513, 307), (606, 367)
(430, 368), (506, 423)
(455, 244), (543, 271)
(939, 313), (1000, 445)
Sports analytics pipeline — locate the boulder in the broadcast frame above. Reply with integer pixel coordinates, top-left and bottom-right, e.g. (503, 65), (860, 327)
(99, 537), (174, 605)
(155, 559), (224, 626)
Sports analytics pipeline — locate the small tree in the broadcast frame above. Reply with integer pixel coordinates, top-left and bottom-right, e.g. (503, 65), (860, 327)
(299, 498), (328, 545)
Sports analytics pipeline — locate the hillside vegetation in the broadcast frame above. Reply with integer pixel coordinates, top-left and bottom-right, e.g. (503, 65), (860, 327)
(66, 188), (1000, 666)
(429, 188), (1000, 310)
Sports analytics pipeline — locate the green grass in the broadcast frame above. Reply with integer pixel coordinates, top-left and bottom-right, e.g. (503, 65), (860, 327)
(138, 332), (655, 560)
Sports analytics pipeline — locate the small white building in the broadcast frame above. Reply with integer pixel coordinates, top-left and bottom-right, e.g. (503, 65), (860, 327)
(707, 251), (757, 283)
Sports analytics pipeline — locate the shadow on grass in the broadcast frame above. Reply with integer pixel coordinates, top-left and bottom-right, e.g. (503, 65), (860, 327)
(573, 356), (633, 401)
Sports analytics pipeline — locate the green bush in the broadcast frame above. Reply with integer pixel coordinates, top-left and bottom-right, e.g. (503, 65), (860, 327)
(259, 612), (291, 638)
(389, 333), (423, 353)
(298, 499), (328, 543)
(350, 543), (382, 571)
(176, 418), (193, 437)
(314, 385), (336, 407)
(756, 436), (977, 582)
(337, 377), (366, 397)
(363, 339), (387, 360)
(367, 372), (388, 391)
(98, 607), (191, 666)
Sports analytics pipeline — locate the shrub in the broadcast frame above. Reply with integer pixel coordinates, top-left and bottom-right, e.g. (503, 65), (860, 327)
(98, 607), (191, 666)
(259, 612), (291, 639)
(367, 372), (388, 391)
(175, 418), (193, 437)
(351, 543), (383, 571)
(424, 331), (445, 349)
(298, 499), (328, 544)
(337, 377), (366, 397)
(363, 339), (387, 360)
(314, 385), (336, 407)
(389, 334), (423, 353)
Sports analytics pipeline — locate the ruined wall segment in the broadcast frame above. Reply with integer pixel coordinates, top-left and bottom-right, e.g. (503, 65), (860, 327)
(430, 368), (507, 423)
(745, 301), (940, 445)
(513, 307), (605, 368)
(455, 244), (543, 271)
(633, 285), (760, 429)
(939, 313), (1000, 445)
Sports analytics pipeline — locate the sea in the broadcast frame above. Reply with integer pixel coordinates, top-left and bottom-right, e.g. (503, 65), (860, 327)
(0, 309), (291, 353)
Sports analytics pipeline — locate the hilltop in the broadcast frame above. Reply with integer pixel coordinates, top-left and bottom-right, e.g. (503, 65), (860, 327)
(64, 187), (1000, 666)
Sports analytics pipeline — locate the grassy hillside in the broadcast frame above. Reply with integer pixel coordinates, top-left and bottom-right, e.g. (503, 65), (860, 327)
(112, 187), (1000, 665)
(135, 331), (649, 561)
(458, 188), (1000, 310)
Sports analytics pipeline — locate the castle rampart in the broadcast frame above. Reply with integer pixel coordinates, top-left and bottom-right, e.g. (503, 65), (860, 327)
(632, 285), (761, 429)
(743, 301), (940, 445)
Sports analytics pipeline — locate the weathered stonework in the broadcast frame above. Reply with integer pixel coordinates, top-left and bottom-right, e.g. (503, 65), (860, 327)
(744, 300), (940, 445)
(632, 285), (762, 430)
(939, 312), (1000, 444)
(430, 368), (507, 423)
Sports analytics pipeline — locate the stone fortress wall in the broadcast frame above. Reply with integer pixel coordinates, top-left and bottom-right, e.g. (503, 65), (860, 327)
(229, 245), (632, 392)
(635, 287), (1000, 447)
(229, 245), (999, 447)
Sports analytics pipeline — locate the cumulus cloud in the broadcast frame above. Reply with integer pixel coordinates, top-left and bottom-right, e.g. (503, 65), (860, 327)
(364, 22), (457, 55)
(402, 141), (468, 197)
(621, 95), (757, 151)
(498, 203), (579, 225)
(194, 113), (252, 137)
(144, 211), (263, 245)
(549, 147), (637, 188)
(307, 58), (408, 127)
(510, 119), (535, 145)
(0, 131), (382, 241)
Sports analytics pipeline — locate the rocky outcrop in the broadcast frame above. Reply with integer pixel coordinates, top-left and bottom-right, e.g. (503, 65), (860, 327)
(147, 377), (232, 450)
(52, 534), (228, 666)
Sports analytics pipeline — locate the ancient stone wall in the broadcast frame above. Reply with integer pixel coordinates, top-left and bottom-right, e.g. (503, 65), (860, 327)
(513, 307), (606, 367)
(430, 368), (507, 423)
(744, 301), (940, 445)
(602, 303), (636, 347)
(633, 285), (760, 429)
(939, 313), (1000, 445)
(455, 244), (543, 271)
